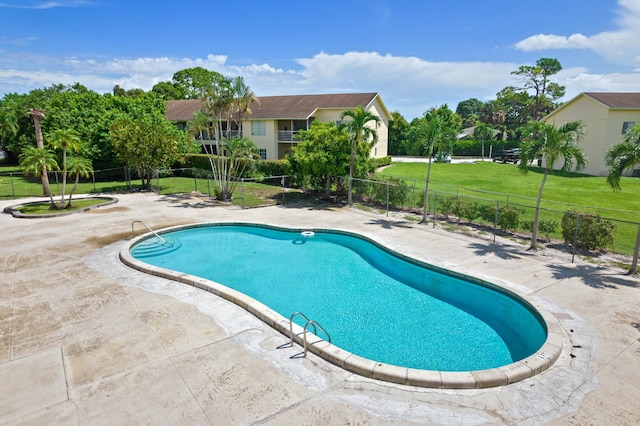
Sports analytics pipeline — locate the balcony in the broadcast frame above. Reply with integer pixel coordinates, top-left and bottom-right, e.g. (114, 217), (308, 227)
(278, 130), (301, 142)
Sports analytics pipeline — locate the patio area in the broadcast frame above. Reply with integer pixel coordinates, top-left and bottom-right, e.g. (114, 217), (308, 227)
(1, 192), (639, 424)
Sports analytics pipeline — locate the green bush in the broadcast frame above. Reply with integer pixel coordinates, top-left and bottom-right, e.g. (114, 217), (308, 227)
(497, 206), (523, 231)
(561, 210), (616, 251)
(522, 219), (558, 242)
(185, 154), (256, 178)
(356, 176), (412, 207)
(434, 194), (456, 218)
(256, 159), (290, 177)
(451, 198), (480, 224)
(372, 156), (392, 168)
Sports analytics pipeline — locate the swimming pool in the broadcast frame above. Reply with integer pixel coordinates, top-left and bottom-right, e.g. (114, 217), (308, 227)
(122, 223), (562, 388)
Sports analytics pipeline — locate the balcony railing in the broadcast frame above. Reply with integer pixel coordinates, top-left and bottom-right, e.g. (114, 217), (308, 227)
(278, 130), (301, 142)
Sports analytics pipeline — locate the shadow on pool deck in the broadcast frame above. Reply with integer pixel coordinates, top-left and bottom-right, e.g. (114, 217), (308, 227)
(1, 192), (639, 425)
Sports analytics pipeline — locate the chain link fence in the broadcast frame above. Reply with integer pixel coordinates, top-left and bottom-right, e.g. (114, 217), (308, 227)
(2, 167), (638, 271)
(350, 177), (640, 271)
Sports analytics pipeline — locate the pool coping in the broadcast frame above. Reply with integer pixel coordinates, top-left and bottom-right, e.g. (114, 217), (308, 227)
(119, 222), (564, 389)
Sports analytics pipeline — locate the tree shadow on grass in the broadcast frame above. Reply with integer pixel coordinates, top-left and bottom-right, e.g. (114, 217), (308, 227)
(546, 263), (639, 289)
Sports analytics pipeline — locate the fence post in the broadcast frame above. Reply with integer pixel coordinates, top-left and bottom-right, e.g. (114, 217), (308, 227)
(628, 224), (640, 275)
(348, 176), (353, 206)
(571, 213), (581, 263)
(10, 172), (16, 199)
(92, 172), (96, 192)
(241, 178), (245, 209)
(386, 182), (390, 217)
(494, 201), (499, 244)
(155, 170), (160, 195)
(281, 176), (286, 205)
(193, 168), (197, 193)
(433, 192), (437, 228)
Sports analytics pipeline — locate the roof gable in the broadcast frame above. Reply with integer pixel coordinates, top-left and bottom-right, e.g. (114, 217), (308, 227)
(583, 92), (640, 109)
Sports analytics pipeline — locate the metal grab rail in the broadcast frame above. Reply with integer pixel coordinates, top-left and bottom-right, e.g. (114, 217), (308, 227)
(289, 311), (331, 357)
(131, 220), (168, 244)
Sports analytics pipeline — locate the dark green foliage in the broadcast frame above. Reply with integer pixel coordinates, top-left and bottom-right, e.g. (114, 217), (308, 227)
(185, 154), (256, 178)
(255, 159), (290, 177)
(496, 206), (523, 230)
(359, 176), (412, 207)
(451, 198), (480, 224)
(561, 210), (616, 251)
(435, 194), (456, 218)
(522, 219), (558, 242)
(372, 156), (392, 169)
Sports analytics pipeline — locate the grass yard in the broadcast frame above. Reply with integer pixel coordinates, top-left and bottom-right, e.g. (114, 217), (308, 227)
(377, 161), (640, 222)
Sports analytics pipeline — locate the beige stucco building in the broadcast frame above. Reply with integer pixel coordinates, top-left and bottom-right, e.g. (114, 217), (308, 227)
(165, 93), (391, 161)
(542, 92), (640, 176)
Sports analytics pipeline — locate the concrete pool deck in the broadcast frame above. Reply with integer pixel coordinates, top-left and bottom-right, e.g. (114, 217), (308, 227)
(1, 192), (639, 424)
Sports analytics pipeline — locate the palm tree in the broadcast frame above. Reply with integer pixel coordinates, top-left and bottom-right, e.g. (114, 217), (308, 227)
(19, 146), (59, 208)
(65, 156), (94, 206)
(341, 106), (380, 205)
(408, 116), (448, 222)
(27, 108), (53, 197)
(518, 120), (588, 250)
(49, 129), (83, 208)
(231, 76), (258, 138)
(605, 124), (640, 191)
(473, 123), (495, 161)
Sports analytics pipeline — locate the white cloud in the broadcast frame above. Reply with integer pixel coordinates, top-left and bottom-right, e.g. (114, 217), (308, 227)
(514, 0), (640, 67)
(0, 1), (92, 9)
(2, 50), (640, 120)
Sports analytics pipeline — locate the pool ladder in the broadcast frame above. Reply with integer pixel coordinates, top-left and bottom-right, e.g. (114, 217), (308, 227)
(289, 312), (331, 358)
(131, 220), (170, 245)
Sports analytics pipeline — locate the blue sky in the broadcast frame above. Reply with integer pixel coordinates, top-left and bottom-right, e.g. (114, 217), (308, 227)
(1, 0), (639, 119)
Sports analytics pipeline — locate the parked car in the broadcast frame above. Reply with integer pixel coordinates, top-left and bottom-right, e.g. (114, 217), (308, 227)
(491, 149), (519, 163)
(433, 152), (452, 163)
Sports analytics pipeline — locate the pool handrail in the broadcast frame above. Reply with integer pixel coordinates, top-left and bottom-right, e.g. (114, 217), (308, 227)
(131, 220), (169, 245)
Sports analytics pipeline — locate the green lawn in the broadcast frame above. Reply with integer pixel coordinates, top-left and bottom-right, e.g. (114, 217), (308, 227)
(377, 161), (640, 222)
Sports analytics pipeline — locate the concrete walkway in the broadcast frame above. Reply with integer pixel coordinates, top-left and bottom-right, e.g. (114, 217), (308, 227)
(1, 193), (639, 425)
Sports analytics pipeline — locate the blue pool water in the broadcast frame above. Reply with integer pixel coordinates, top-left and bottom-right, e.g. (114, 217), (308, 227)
(131, 224), (547, 371)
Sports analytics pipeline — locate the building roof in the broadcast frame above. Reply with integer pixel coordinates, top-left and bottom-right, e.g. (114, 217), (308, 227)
(583, 92), (640, 109)
(165, 93), (385, 122)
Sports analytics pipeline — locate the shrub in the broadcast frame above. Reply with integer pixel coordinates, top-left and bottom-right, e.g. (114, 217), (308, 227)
(561, 210), (616, 251)
(434, 194), (456, 218)
(451, 198), (480, 224)
(522, 219), (558, 242)
(256, 159), (290, 177)
(372, 155), (392, 169)
(497, 206), (523, 231)
(356, 176), (412, 207)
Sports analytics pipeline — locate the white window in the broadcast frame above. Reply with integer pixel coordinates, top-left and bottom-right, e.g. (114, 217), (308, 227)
(259, 148), (267, 160)
(251, 121), (266, 136)
(622, 121), (635, 134)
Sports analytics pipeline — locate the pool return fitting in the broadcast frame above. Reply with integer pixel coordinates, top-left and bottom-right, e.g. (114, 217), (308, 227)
(289, 311), (331, 357)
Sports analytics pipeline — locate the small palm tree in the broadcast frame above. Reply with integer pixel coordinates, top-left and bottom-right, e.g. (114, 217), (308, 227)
(605, 124), (640, 191)
(65, 156), (94, 206)
(231, 76), (258, 138)
(408, 116), (447, 222)
(518, 120), (588, 250)
(49, 129), (83, 208)
(341, 106), (380, 205)
(19, 146), (59, 208)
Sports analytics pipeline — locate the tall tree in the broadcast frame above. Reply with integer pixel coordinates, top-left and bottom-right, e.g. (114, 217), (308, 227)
(340, 106), (380, 205)
(408, 116), (449, 222)
(511, 57), (565, 121)
(388, 111), (410, 155)
(605, 124), (640, 191)
(230, 76), (258, 138)
(173, 67), (226, 100)
(0, 99), (19, 154)
(456, 98), (484, 128)
(27, 108), (52, 197)
(518, 121), (587, 250)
